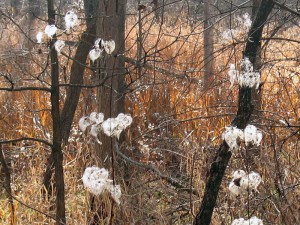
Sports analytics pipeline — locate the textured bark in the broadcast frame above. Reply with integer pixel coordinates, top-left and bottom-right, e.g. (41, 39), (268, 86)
(60, 0), (99, 143)
(43, 0), (99, 197)
(202, 0), (214, 90)
(90, 0), (126, 224)
(248, 0), (262, 171)
(47, 0), (66, 224)
(194, 1), (274, 224)
(95, 0), (126, 166)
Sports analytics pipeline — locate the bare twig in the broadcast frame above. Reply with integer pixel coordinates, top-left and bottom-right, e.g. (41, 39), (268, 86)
(114, 140), (199, 196)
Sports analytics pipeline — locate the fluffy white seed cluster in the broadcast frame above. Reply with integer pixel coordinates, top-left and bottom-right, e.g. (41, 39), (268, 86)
(36, 11), (78, 44)
(103, 40), (116, 54)
(65, 11), (78, 31)
(228, 64), (239, 88)
(89, 48), (103, 63)
(79, 112), (104, 144)
(54, 40), (65, 54)
(232, 216), (263, 225)
(238, 58), (260, 89)
(221, 13), (252, 43)
(244, 125), (263, 147)
(36, 31), (43, 43)
(229, 170), (262, 197)
(222, 124), (262, 150)
(236, 13), (252, 29)
(222, 29), (238, 43)
(79, 112), (132, 142)
(89, 38), (116, 62)
(102, 113), (133, 139)
(82, 166), (121, 204)
(222, 126), (244, 150)
(44, 25), (57, 39)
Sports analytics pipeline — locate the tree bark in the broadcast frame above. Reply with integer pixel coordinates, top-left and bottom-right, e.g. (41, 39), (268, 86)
(43, 0), (99, 197)
(193, 1), (274, 224)
(47, 0), (66, 224)
(60, 0), (99, 143)
(90, 0), (126, 224)
(95, 0), (126, 166)
(202, 0), (214, 90)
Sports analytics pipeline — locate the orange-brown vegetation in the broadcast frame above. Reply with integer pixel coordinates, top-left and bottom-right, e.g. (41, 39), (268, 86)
(0, 8), (299, 225)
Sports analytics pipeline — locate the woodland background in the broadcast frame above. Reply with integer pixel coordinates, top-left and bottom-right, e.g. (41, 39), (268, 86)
(0, 0), (299, 224)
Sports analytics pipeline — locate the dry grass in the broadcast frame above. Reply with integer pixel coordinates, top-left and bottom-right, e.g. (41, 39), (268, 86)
(0, 8), (299, 225)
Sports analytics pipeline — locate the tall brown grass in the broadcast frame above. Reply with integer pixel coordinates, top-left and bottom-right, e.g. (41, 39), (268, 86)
(0, 9), (299, 225)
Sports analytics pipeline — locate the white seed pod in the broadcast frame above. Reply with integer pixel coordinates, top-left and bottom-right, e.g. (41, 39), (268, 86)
(89, 124), (102, 144)
(238, 71), (260, 89)
(82, 167), (111, 196)
(90, 167), (109, 180)
(233, 170), (246, 180)
(101, 113), (133, 139)
(242, 13), (252, 28)
(221, 29), (237, 43)
(65, 11), (78, 31)
(240, 176), (250, 190)
(108, 184), (122, 205)
(54, 40), (65, 54)
(89, 48), (103, 63)
(79, 116), (91, 132)
(244, 125), (262, 147)
(248, 216), (263, 225)
(101, 118), (123, 139)
(45, 24), (57, 38)
(116, 113), (133, 129)
(36, 31), (43, 43)
(103, 40), (115, 54)
(222, 126), (244, 150)
(231, 218), (246, 225)
(229, 181), (242, 197)
(241, 57), (253, 73)
(248, 171), (262, 190)
(89, 112), (104, 125)
(229, 64), (239, 88)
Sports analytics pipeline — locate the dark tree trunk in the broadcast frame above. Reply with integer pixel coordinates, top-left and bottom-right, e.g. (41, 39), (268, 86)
(60, 0), (99, 143)
(193, 1), (274, 224)
(90, 0), (126, 224)
(248, 0), (262, 171)
(95, 0), (126, 166)
(0, 145), (15, 225)
(47, 0), (66, 224)
(43, 0), (99, 198)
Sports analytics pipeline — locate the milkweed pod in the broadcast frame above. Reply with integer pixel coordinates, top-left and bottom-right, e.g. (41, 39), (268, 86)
(89, 48), (103, 63)
(103, 40), (116, 54)
(65, 11), (78, 31)
(45, 25), (57, 38)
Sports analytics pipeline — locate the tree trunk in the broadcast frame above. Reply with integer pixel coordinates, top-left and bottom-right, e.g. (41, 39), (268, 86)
(90, 0), (126, 224)
(202, 0), (214, 90)
(247, 0), (262, 172)
(60, 0), (99, 143)
(193, 1), (274, 224)
(95, 0), (126, 167)
(43, 0), (99, 197)
(47, 0), (66, 224)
